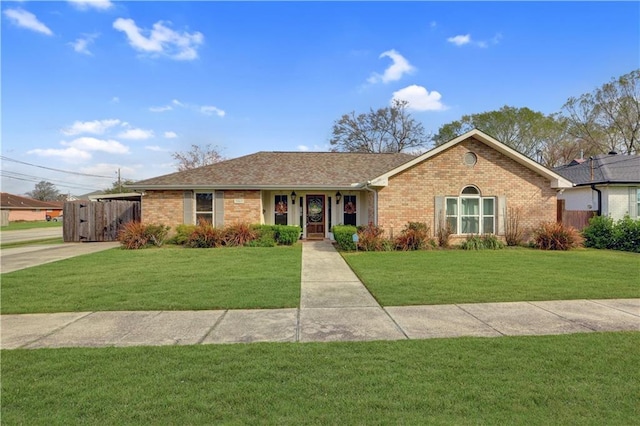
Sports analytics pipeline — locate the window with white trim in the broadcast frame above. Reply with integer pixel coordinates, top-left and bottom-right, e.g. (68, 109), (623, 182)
(446, 186), (495, 234)
(195, 192), (213, 224)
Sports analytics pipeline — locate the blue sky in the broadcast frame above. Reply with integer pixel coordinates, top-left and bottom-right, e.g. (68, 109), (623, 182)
(2, 1), (639, 196)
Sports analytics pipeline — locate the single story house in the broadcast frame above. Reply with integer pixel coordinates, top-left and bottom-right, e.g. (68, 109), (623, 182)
(0, 192), (62, 224)
(131, 129), (572, 241)
(555, 153), (640, 223)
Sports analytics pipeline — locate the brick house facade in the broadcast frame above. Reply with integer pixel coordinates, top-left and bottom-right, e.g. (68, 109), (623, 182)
(132, 130), (572, 240)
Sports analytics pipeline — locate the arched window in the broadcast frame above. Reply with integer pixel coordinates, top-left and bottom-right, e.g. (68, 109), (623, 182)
(445, 186), (495, 234)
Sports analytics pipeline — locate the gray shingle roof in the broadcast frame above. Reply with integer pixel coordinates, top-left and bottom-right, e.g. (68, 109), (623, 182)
(132, 151), (417, 189)
(554, 154), (640, 185)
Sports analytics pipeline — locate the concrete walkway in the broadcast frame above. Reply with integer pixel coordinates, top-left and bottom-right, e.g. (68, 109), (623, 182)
(1, 241), (639, 349)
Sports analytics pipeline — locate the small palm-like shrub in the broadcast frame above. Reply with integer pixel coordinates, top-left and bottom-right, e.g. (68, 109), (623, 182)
(357, 223), (388, 251)
(395, 222), (435, 250)
(533, 222), (583, 250)
(186, 220), (224, 248)
(224, 223), (258, 247)
(118, 222), (170, 249)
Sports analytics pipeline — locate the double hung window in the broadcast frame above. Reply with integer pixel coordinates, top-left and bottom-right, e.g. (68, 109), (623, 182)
(195, 192), (213, 224)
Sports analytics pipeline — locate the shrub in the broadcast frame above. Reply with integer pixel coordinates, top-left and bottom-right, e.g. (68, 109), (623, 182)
(533, 222), (583, 250)
(118, 221), (150, 250)
(274, 225), (300, 245)
(395, 222), (434, 250)
(145, 224), (170, 247)
(186, 220), (225, 248)
(482, 234), (505, 249)
(224, 223), (258, 247)
(357, 223), (388, 251)
(460, 235), (484, 250)
(169, 224), (197, 245)
(582, 215), (614, 249)
(612, 216), (640, 253)
(332, 225), (357, 251)
(435, 212), (452, 248)
(505, 206), (524, 246)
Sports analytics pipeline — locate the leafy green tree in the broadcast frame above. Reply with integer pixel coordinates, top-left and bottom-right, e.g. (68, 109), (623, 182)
(26, 180), (59, 201)
(103, 179), (137, 194)
(562, 69), (639, 155)
(330, 99), (430, 153)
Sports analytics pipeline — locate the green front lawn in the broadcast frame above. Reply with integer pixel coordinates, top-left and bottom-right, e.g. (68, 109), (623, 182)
(343, 248), (640, 306)
(2, 332), (638, 424)
(1, 220), (63, 231)
(1, 246), (301, 314)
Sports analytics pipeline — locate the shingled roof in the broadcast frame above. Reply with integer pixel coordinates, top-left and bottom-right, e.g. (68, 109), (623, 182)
(132, 151), (416, 189)
(0, 192), (60, 210)
(554, 154), (640, 186)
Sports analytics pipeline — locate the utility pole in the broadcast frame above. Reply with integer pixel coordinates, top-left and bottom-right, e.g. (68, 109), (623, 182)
(117, 168), (122, 193)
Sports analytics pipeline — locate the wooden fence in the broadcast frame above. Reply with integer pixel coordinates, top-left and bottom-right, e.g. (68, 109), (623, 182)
(557, 200), (596, 230)
(63, 200), (140, 242)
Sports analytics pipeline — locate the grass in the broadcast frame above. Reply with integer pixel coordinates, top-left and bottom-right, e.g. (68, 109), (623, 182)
(1, 220), (62, 231)
(342, 248), (640, 306)
(1, 245), (301, 313)
(2, 332), (638, 424)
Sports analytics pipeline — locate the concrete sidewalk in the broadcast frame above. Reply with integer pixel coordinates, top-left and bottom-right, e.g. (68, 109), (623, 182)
(1, 241), (638, 349)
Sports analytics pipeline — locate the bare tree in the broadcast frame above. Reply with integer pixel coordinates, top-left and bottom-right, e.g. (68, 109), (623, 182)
(26, 181), (59, 201)
(562, 69), (639, 154)
(172, 144), (225, 171)
(330, 99), (430, 153)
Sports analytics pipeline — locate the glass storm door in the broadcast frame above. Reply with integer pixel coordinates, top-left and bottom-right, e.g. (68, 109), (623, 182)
(306, 195), (325, 239)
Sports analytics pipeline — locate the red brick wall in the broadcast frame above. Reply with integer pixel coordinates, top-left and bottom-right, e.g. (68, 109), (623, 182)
(142, 190), (262, 229)
(378, 137), (557, 241)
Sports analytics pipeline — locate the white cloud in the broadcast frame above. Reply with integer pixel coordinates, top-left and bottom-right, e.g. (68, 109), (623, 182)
(113, 18), (204, 61)
(297, 145), (309, 152)
(27, 147), (92, 161)
(172, 99), (185, 107)
(111, 96), (120, 103)
(448, 33), (501, 48)
(118, 128), (154, 140)
(296, 144), (328, 152)
(367, 49), (415, 84)
(149, 105), (172, 112)
(82, 163), (135, 177)
(200, 105), (226, 117)
(145, 145), (169, 152)
(62, 137), (130, 154)
(447, 34), (471, 46)
(69, 33), (99, 55)
(391, 85), (447, 111)
(164, 131), (177, 139)
(3, 8), (53, 36)
(68, 0), (113, 11)
(62, 119), (121, 136)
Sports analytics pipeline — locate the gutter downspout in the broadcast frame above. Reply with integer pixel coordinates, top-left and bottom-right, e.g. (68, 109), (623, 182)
(591, 184), (602, 216)
(363, 181), (378, 226)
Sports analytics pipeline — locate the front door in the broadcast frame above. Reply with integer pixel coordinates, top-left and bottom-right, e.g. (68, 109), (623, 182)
(306, 195), (325, 239)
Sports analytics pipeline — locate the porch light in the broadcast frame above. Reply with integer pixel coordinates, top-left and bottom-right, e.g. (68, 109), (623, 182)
(335, 191), (342, 204)
(290, 191), (297, 203)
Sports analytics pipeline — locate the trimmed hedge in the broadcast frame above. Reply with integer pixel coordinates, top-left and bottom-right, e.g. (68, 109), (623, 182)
(332, 225), (357, 251)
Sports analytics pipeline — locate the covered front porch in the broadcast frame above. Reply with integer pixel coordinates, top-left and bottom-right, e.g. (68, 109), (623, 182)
(260, 189), (373, 239)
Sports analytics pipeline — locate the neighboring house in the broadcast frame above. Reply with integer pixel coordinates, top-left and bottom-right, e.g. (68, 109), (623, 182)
(131, 129), (572, 241)
(0, 192), (62, 223)
(555, 153), (640, 225)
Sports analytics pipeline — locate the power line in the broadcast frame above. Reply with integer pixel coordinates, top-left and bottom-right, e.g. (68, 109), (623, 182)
(0, 156), (115, 179)
(1, 171), (102, 192)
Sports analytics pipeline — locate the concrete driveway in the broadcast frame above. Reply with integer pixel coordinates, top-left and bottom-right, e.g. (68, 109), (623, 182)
(0, 227), (63, 243)
(1, 241), (120, 273)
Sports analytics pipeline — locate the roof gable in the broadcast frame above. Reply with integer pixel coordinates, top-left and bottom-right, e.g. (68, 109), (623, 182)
(369, 129), (573, 189)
